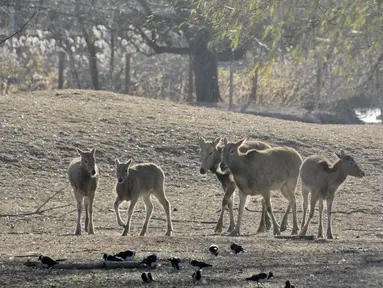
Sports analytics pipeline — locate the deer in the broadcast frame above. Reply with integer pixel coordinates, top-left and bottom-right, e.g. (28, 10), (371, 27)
(220, 138), (303, 236)
(68, 147), (99, 235)
(299, 151), (365, 239)
(198, 136), (272, 234)
(114, 158), (173, 236)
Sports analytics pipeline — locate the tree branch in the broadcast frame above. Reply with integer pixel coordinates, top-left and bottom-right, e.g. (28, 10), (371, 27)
(0, 184), (68, 218)
(0, 0), (43, 45)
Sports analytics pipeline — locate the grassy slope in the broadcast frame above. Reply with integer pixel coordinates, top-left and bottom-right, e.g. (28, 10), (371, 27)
(0, 90), (382, 288)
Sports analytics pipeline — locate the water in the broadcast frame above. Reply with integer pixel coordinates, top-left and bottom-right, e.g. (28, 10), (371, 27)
(355, 108), (382, 124)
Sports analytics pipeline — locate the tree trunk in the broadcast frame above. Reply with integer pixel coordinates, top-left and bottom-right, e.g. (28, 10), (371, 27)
(124, 53), (131, 94)
(87, 42), (99, 90)
(58, 51), (65, 89)
(190, 29), (220, 103)
(80, 21), (100, 90)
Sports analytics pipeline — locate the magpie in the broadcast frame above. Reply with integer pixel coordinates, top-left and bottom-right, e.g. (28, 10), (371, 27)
(38, 255), (59, 268)
(209, 244), (219, 256)
(246, 272), (274, 286)
(190, 260), (212, 271)
(141, 271), (154, 283)
(114, 250), (136, 261)
(103, 253), (124, 262)
(285, 280), (295, 288)
(192, 270), (202, 284)
(168, 257), (181, 270)
(141, 254), (157, 269)
(230, 242), (244, 254)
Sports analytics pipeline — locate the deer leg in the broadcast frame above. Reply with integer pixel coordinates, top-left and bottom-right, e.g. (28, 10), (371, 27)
(122, 197), (138, 236)
(215, 184), (235, 233)
(114, 196), (126, 227)
(140, 195), (153, 236)
(317, 199), (324, 238)
(154, 186), (173, 236)
(257, 199), (267, 233)
(301, 184), (310, 230)
(326, 197), (334, 239)
(299, 194), (318, 236)
(74, 191), (83, 236)
(229, 190), (247, 237)
(263, 191), (281, 236)
(87, 194), (95, 235)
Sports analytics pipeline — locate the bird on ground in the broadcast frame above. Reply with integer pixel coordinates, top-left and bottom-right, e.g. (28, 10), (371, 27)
(141, 254), (157, 269)
(168, 257), (182, 270)
(103, 253), (124, 262)
(209, 244), (219, 256)
(246, 272), (274, 286)
(285, 280), (295, 288)
(190, 260), (213, 271)
(230, 242), (244, 254)
(38, 255), (59, 268)
(192, 270), (202, 284)
(114, 250), (136, 261)
(141, 271), (154, 283)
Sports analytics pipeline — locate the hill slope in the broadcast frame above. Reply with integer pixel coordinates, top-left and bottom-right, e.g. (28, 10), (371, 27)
(0, 90), (382, 287)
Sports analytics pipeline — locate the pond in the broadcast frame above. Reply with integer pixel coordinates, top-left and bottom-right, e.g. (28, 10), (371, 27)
(355, 108), (382, 124)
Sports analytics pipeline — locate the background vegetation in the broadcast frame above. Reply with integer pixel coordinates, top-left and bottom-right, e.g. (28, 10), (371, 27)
(1, 0), (382, 120)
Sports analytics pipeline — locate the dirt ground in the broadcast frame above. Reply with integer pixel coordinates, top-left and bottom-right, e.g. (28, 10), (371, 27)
(0, 90), (382, 288)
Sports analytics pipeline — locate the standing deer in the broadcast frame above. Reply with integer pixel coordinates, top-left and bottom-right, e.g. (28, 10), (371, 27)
(114, 159), (173, 236)
(68, 147), (99, 235)
(198, 136), (272, 233)
(299, 151), (365, 239)
(220, 138), (303, 236)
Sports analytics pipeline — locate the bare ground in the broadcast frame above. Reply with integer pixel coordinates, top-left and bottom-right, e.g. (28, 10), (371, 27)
(0, 90), (382, 288)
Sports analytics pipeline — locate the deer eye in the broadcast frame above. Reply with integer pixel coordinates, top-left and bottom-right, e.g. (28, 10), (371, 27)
(125, 169), (128, 173)
(84, 159), (88, 164)
(350, 161), (355, 166)
(209, 151), (213, 156)
(230, 149), (235, 154)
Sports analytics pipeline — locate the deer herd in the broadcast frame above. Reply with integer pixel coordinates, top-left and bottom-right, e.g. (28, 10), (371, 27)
(68, 136), (365, 240)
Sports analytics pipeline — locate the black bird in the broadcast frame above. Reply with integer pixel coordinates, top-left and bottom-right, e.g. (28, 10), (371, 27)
(141, 272), (154, 283)
(141, 254), (157, 269)
(114, 250), (136, 261)
(190, 260), (213, 271)
(230, 242), (244, 254)
(192, 270), (202, 284)
(103, 253), (124, 262)
(209, 244), (219, 256)
(38, 255), (59, 268)
(285, 280), (295, 288)
(246, 272), (274, 286)
(168, 257), (181, 270)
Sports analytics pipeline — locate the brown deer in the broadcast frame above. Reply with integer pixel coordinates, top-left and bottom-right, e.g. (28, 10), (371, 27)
(299, 151), (365, 239)
(114, 159), (173, 236)
(198, 136), (272, 233)
(68, 147), (99, 235)
(220, 138), (303, 236)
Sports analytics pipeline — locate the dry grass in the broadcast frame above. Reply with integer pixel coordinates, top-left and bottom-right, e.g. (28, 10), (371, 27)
(0, 89), (382, 288)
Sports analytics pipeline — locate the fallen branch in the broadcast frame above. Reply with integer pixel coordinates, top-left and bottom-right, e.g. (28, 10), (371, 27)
(24, 259), (156, 270)
(0, 184), (68, 218)
(151, 216), (216, 224)
(332, 208), (381, 215)
(274, 235), (315, 240)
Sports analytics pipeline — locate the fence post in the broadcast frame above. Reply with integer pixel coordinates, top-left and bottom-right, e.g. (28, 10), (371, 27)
(229, 48), (234, 111)
(58, 51), (65, 89)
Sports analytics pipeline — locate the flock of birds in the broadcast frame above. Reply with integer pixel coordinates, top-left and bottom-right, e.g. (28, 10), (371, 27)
(37, 242), (295, 287)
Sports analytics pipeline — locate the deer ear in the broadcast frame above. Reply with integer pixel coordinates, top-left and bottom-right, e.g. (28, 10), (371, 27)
(76, 148), (84, 156)
(235, 138), (246, 147)
(90, 147), (96, 156)
(126, 158), (133, 167)
(213, 137), (222, 147)
(115, 159), (120, 165)
(222, 137), (229, 145)
(198, 136), (206, 147)
(335, 152), (343, 159)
